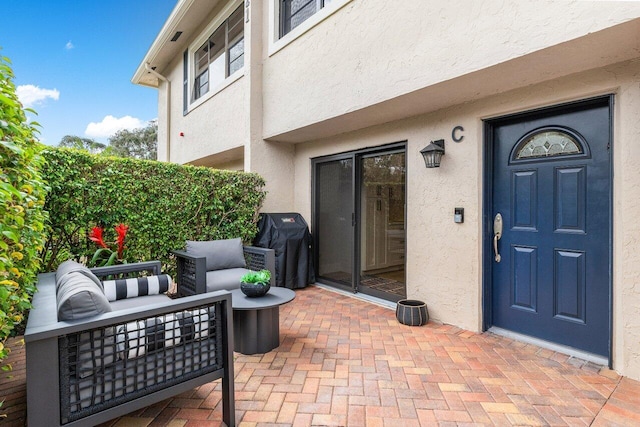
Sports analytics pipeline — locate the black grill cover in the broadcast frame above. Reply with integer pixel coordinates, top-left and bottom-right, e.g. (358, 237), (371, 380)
(253, 213), (315, 289)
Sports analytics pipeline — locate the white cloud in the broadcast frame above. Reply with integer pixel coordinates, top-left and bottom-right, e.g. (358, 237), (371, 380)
(16, 85), (60, 108)
(65, 40), (74, 50)
(85, 115), (144, 138)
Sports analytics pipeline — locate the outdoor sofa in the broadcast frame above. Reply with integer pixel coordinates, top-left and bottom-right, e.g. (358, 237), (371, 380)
(172, 237), (275, 296)
(24, 260), (235, 427)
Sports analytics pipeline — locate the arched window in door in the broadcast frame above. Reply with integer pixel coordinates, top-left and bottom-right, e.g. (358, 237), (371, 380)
(511, 127), (589, 163)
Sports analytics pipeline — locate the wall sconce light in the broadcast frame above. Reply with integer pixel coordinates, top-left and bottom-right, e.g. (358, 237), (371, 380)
(420, 139), (445, 168)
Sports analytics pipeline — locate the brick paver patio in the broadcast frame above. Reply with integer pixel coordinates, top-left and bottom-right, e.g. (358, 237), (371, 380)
(2, 285), (640, 426)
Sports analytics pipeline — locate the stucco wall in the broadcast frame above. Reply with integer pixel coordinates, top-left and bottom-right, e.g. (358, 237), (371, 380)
(613, 61), (640, 381)
(153, 0), (248, 164)
(262, 0), (640, 139)
(145, 0), (640, 380)
(291, 59), (640, 380)
(166, 65), (249, 165)
(243, 0), (296, 213)
(156, 79), (169, 162)
(206, 158), (244, 171)
(294, 110), (482, 333)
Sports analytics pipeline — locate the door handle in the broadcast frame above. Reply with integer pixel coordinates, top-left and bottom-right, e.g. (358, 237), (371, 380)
(493, 213), (503, 263)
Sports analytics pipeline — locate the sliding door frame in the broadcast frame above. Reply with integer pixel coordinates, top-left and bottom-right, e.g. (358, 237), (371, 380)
(311, 151), (356, 293)
(311, 141), (407, 300)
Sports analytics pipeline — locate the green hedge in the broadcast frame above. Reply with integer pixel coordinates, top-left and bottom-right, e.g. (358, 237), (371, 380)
(41, 148), (266, 274)
(0, 56), (48, 358)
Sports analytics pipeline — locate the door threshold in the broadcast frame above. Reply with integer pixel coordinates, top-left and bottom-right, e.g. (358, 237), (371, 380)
(313, 282), (396, 310)
(489, 327), (608, 366)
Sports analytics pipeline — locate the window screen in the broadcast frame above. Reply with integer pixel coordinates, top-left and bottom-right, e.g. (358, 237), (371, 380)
(281, 0), (332, 37)
(192, 4), (244, 102)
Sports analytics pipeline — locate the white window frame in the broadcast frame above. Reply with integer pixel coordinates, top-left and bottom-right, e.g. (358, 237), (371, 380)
(268, 0), (353, 57)
(187, 0), (245, 113)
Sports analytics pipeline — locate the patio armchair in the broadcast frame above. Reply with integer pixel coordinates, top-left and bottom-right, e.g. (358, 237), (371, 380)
(172, 237), (275, 297)
(24, 260), (235, 427)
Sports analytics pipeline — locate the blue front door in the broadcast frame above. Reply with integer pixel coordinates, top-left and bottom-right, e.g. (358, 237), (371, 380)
(490, 98), (611, 357)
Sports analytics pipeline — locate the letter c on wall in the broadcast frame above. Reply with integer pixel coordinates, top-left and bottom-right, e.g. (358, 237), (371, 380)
(452, 126), (464, 143)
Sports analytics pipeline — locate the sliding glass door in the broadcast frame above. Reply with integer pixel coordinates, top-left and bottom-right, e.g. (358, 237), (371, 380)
(358, 151), (406, 299)
(315, 157), (354, 290)
(313, 143), (406, 301)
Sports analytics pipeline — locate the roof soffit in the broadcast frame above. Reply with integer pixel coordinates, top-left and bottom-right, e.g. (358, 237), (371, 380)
(132, 0), (224, 87)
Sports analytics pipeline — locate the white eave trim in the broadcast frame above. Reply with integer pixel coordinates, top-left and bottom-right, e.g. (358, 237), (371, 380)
(131, 0), (196, 87)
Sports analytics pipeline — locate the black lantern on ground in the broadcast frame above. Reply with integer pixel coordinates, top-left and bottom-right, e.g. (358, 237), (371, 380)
(420, 139), (445, 168)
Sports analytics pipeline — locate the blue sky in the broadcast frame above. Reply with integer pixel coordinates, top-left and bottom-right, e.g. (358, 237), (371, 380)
(2, 1), (176, 145)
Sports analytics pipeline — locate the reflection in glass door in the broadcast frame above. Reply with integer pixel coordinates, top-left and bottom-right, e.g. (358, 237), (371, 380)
(313, 144), (406, 301)
(315, 157), (354, 290)
(359, 152), (406, 300)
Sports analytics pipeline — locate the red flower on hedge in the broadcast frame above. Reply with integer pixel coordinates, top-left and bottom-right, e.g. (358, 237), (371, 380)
(89, 226), (108, 249)
(115, 223), (129, 259)
(88, 223), (130, 267)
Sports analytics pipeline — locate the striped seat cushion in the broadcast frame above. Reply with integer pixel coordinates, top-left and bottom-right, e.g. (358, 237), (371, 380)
(102, 275), (172, 302)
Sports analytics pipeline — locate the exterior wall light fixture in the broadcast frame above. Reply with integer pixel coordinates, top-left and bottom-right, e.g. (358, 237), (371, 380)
(420, 139), (445, 168)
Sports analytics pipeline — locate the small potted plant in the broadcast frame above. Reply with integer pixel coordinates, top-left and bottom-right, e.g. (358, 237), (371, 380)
(240, 269), (271, 297)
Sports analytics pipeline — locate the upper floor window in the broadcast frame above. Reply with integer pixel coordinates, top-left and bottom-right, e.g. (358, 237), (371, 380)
(193, 4), (244, 101)
(281, 0), (333, 37)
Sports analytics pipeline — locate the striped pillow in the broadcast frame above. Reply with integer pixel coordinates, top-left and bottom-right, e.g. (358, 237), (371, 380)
(116, 308), (212, 360)
(102, 274), (172, 302)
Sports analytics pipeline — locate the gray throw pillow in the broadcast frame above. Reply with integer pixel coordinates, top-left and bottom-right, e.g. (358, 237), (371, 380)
(57, 271), (112, 321)
(56, 259), (103, 291)
(186, 238), (246, 271)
